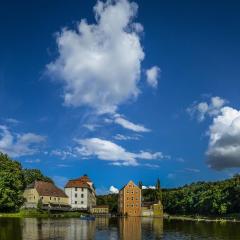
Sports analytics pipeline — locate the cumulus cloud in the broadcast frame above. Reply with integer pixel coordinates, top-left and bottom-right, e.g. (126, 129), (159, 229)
(206, 106), (240, 170)
(109, 185), (119, 194)
(146, 66), (160, 88)
(47, 0), (145, 114)
(0, 125), (45, 158)
(75, 137), (167, 166)
(187, 96), (226, 122)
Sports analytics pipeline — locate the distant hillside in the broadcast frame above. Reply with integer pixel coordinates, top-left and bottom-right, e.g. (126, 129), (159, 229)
(162, 175), (240, 215)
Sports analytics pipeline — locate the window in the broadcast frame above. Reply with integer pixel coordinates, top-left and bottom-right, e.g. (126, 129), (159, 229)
(75, 187), (77, 191)
(75, 193), (77, 198)
(50, 197), (51, 200)
(75, 201), (77, 204)
(81, 194), (84, 198)
(81, 201), (84, 204)
(81, 188), (84, 192)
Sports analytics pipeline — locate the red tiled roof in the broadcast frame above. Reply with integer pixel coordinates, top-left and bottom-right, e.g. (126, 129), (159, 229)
(64, 175), (92, 188)
(27, 181), (68, 198)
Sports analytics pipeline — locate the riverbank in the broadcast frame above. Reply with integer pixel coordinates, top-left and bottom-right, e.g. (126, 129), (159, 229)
(0, 209), (86, 218)
(164, 214), (240, 223)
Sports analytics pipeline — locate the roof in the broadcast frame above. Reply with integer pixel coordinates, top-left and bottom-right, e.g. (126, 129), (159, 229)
(26, 181), (68, 198)
(119, 180), (139, 192)
(64, 175), (92, 189)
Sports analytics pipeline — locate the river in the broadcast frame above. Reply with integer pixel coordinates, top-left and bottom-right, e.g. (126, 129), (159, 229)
(0, 217), (239, 239)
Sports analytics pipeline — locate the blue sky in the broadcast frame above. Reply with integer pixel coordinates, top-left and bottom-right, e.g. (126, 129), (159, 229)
(1, 0), (240, 193)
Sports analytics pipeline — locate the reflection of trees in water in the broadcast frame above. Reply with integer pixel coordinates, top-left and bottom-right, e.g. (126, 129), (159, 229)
(141, 217), (163, 239)
(164, 219), (240, 239)
(0, 218), (22, 240)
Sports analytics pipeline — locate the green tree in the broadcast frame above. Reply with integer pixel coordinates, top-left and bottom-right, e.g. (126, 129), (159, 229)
(22, 169), (52, 186)
(0, 153), (25, 212)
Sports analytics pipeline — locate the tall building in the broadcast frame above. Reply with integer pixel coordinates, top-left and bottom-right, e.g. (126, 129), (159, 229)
(64, 175), (96, 210)
(118, 180), (141, 216)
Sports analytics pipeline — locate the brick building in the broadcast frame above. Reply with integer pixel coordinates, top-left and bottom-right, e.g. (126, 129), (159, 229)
(118, 180), (141, 216)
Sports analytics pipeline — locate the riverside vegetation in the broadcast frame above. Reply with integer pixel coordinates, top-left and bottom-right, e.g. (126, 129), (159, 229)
(1, 152), (240, 219)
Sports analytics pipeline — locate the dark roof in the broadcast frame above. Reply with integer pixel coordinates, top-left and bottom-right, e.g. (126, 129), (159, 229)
(64, 175), (92, 188)
(27, 181), (68, 198)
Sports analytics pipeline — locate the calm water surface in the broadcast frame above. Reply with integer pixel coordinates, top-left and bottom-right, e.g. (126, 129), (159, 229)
(0, 217), (239, 240)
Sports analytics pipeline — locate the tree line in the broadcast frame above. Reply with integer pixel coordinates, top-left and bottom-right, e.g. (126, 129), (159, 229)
(162, 176), (240, 216)
(1, 151), (240, 216)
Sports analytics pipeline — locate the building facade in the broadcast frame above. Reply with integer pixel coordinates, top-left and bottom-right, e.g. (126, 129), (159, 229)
(90, 205), (109, 215)
(23, 181), (69, 210)
(118, 180), (141, 216)
(141, 201), (163, 217)
(64, 175), (96, 211)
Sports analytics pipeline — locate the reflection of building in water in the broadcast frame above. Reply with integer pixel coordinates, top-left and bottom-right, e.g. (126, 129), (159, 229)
(119, 217), (141, 240)
(141, 217), (163, 238)
(22, 218), (96, 240)
(66, 219), (96, 239)
(95, 217), (109, 230)
(22, 218), (69, 240)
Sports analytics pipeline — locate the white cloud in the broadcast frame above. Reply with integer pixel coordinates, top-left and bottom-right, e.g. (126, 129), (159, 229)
(146, 66), (160, 88)
(206, 106), (240, 170)
(0, 125), (46, 158)
(47, 0), (145, 114)
(187, 96), (226, 122)
(142, 185), (156, 189)
(114, 115), (150, 132)
(114, 133), (140, 141)
(75, 137), (166, 166)
(51, 149), (77, 159)
(83, 124), (100, 131)
(109, 185), (119, 194)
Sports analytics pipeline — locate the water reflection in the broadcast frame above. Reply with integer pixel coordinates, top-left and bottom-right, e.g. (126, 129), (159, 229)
(1, 217), (240, 240)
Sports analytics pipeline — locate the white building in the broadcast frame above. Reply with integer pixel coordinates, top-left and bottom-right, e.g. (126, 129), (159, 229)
(64, 175), (96, 211)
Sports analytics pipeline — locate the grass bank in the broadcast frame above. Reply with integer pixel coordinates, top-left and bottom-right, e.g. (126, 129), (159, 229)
(164, 214), (240, 223)
(0, 209), (86, 218)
